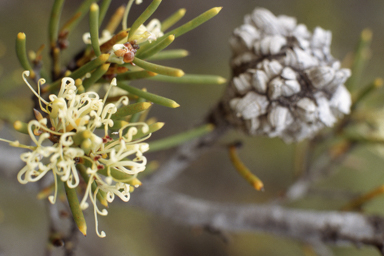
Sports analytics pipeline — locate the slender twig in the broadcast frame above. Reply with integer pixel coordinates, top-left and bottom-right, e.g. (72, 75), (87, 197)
(131, 187), (384, 249)
(63, 218), (80, 256)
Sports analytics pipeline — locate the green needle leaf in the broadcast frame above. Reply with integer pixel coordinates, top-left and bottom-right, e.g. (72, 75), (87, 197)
(16, 33), (34, 78)
(44, 54), (109, 92)
(129, 96), (147, 123)
(98, 0), (112, 27)
(117, 82), (179, 108)
(346, 28), (373, 91)
(147, 49), (189, 61)
(13, 121), (29, 134)
(133, 57), (184, 77)
(60, 0), (97, 36)
(136, 34), (175, 60)
(161, 8), (186, 31)
(165, 7), (222, 38)
(49, 0), (65, 47)
(106, 6), (125, 34)
(128, 0), (162, 41)
(97, 167), (138, 185)
(148, 124), (214, 152)
(115, 70), (157, 81)
(64, 182), (87, 236)
(139, 7), (222, 53)
(351, 78), (383, 110)
(82, 63), (110, 90)
(89, 3), (102, 56)
(149, 74), (227, 84)
(132, 122), (164, 140)
(112, 102), (152, 120)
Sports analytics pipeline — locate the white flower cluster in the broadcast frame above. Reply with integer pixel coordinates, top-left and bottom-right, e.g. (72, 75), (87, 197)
(5, 71), (150, 237)
(225, 8), (351, 142)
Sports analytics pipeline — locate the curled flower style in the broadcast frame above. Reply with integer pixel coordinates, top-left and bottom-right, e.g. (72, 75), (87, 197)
(224, 8), (351, 142)
(1, 71), (154, 237)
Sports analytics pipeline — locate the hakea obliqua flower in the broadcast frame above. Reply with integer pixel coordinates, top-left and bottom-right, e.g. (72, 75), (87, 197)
(0, 71), (153, 237)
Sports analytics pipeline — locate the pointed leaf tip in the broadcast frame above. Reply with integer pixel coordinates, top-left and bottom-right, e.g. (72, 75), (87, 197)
(171, 101), (180, 108)
(217, 77), (227, 84)
(17, 32), (26, 40)
(176, 70), (185, 77)
(90, 3), (99, 11)
(212, 7), (223, 14)
(79, 225), (87, 236)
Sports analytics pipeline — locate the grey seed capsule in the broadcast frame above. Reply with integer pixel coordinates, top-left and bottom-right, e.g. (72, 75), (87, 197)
(305, 66), (335, 89)
(233, 73), (252, 94)
(252, 70), (269, 93)
(245, 117), (261, 133)
(326, 69), (351, 90)
(254, 35), (287, 56)
(268, 106), (293, 131)
(230, 92), (269, 119)
(315, 94), (336, 126)
(259, 59), (283, 77)
(250, 8), (282, 35)
(296, 98), (317, 122)
(268, 77), (283, 100)
(292, 48), (319, 69)
(311, 27), (332, 49)
(293, 24), (311, 40)
(284, 48), (318, 69)
(282, 79), (301, 97)
(277, 15), (297, 33)
(329, 85), (351, 115)
(281, 67), (296, 80)
(230, 24), (260, 54)
(225, 7), (352, 142)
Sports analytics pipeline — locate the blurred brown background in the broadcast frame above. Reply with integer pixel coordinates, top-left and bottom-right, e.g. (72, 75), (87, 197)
(1, 0), (384, 255)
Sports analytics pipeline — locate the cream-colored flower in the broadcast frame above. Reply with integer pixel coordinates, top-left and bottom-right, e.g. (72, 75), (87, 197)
(0, 71), (156, 237)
